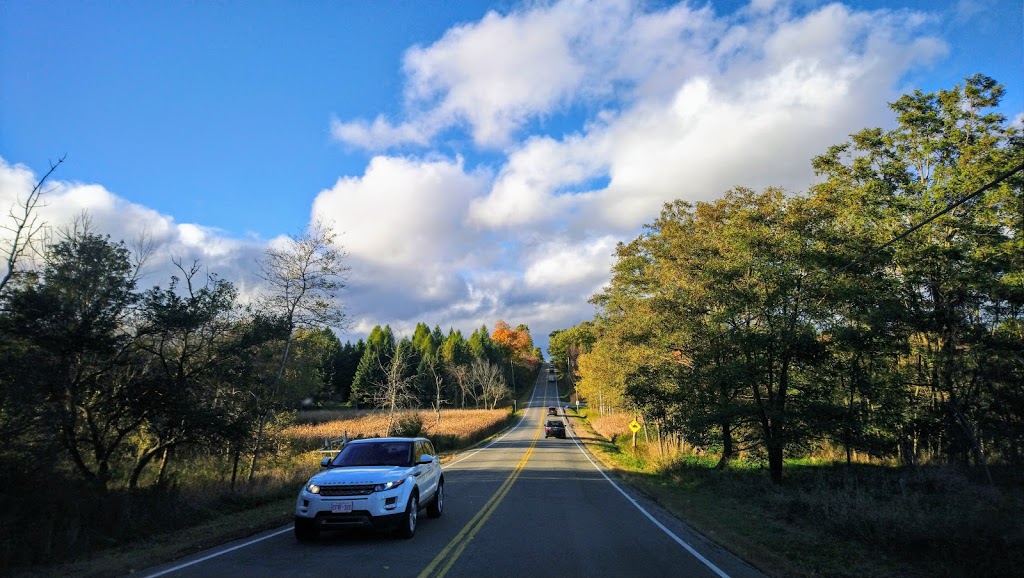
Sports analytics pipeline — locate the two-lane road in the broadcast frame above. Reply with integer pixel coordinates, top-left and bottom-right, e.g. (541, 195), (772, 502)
(141, 371), (763, 578)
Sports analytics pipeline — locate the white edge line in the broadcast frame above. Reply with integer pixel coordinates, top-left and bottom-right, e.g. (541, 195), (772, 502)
(569, 429), (732, 578)
(141, 527), (293, 578)
(142, 377), (546, 577)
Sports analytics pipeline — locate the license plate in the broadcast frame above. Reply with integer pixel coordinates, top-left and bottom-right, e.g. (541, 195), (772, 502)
(331, 501), (353, 513)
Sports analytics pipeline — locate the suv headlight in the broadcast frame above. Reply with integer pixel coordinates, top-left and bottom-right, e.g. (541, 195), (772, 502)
(373, 479), (405, 492)
(305, 482), (321, 494)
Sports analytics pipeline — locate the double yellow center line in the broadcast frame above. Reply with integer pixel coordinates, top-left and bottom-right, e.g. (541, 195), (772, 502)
(417, 420), (542, 578)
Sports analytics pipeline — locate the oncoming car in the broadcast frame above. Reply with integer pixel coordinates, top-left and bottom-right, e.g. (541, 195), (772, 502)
(294, 437), (443, 541)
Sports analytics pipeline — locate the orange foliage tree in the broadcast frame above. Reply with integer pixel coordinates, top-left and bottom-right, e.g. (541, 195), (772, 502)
(491, 320), (537, 363)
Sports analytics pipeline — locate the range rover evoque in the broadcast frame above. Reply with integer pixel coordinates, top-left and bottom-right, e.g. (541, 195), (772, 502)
(294, 437), (444, 540)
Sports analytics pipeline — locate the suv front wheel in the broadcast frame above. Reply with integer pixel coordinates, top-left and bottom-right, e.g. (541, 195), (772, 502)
(396, 493), (418, 539)
(294, 518), (318, 542)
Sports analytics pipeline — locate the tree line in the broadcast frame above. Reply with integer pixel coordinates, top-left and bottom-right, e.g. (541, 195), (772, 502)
(0, 201), (540, 494)
(324, 320), (540, 420)
(549, 74), (1023, 483)
(0, 217), (348, 493)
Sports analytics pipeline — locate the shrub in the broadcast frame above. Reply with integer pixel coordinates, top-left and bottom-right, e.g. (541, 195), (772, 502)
(392, 412), (424, 437)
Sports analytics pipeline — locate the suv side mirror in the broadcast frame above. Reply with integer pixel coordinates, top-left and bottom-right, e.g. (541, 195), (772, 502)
(418, 454), (434, 465)
(320, 457), (332, 468)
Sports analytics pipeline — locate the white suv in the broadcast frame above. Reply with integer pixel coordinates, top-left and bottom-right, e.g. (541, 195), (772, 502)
(294, 437), (444, 540)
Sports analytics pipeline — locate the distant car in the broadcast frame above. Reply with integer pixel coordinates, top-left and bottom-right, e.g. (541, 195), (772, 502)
(547, 374), (556, 382)
(547, 367), (555, 374)
(547, 407), (558, 415)
(294, 437), (443, 541)
(544, 420), (566, 439)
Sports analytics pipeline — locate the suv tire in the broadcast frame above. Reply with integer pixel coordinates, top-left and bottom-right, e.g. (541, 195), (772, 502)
(396, 493), (418, 539)
(426, 480), (444, 518)
(294, 518), (318, 542)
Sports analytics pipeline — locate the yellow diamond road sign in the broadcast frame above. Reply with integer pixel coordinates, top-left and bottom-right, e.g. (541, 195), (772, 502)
(629, 420), (641, 433)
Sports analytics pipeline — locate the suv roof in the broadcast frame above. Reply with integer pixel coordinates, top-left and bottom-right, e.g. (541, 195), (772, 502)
(348, 437), (431, 444)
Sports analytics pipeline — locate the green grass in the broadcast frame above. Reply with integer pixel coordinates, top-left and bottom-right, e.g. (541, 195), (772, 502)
(571, 415), (1024, 578)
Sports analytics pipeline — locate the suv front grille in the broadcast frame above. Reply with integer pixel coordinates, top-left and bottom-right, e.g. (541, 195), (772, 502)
(320, 484), (374, 496)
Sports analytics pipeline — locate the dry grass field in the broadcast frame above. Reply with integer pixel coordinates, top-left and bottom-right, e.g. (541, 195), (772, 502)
(285, 408), (513, 453)
(589, 412), (633, 441)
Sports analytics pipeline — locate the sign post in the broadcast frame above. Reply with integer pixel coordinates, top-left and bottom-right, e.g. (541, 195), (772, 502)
(629, 419), (641, 449)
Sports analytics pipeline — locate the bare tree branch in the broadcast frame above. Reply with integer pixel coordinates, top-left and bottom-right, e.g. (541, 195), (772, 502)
(1, 154), (65, 296)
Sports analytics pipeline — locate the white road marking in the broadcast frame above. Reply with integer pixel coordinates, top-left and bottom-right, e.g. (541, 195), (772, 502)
(141, 527), (293, 578)
(568, 430), (732, 578)
(443, 376), (543, 468)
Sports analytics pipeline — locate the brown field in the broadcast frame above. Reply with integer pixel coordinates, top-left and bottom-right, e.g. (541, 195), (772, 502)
(590, 412), (633, 440)
(284, 408), (512, 453)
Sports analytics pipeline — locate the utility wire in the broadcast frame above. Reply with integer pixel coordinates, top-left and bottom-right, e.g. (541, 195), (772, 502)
(829, 158), (1024, 279)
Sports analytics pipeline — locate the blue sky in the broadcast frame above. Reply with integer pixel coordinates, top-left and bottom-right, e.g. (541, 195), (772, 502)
(1, 0), (1021, 351)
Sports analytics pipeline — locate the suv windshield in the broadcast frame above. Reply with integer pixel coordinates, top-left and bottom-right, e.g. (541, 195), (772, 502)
(332, 441), (414, 467)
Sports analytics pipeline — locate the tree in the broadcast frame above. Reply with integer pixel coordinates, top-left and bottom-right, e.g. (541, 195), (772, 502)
(576, 339), (628, 417)
(468, 324), (499, 363)
(373, 340), (419, 436)
(468, 358), (510, 409)
(351, 325), (396, 407)
(811, 74), (1024, 470)
(491, 320), (531, 358)
(3, 220), (143, 490)
(589, 188), (834, 482)
(411, 322), (439, 359)
(439, 329), (474, 407)
(424, 354), (449, 424)
(548, 323), (595, 397)
(130, 261), (249, 489)
(1, 155), (64, 298)
(330, 338), (364, 403)
(249, 220), (349, 480)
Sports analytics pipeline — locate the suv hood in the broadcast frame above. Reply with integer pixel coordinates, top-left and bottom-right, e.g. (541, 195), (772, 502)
(311, 465), (412, 485)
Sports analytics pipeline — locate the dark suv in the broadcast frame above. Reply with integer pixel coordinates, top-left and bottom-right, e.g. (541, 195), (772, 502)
(544, 420), (566, 439)
(547, 407), (558, 416)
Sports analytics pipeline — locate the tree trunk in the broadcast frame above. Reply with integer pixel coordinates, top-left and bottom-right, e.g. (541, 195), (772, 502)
(129, 447), (160, 490)
(768, 440), (784, 484)
(230, 444), (242, 492)
(715, 420), (734, 470)
(157, 446), (173, 486)
(248, 410), (269, 483)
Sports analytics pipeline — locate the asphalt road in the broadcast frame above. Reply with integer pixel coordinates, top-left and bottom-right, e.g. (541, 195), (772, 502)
(140, 371), (764, 578)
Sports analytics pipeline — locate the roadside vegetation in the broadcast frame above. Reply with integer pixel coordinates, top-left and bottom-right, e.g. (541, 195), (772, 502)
(573, 408), (1023, 577)
(549, 74), (1023, 577)
(10, 408), (514, 578)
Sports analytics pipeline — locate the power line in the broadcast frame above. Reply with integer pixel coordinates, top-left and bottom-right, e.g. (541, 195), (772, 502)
(830, 158), (1024, 279)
